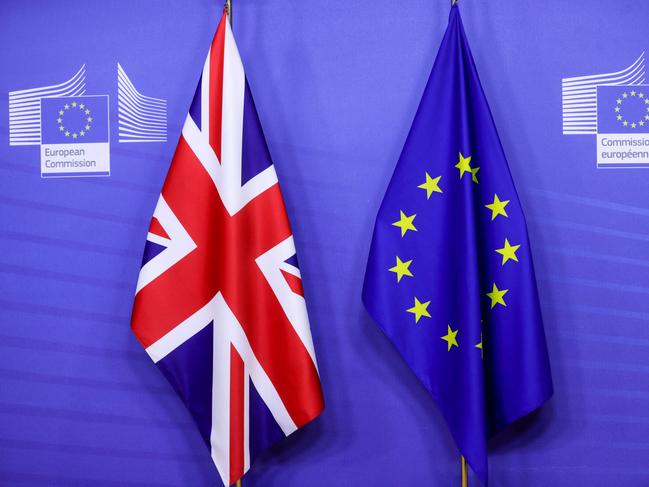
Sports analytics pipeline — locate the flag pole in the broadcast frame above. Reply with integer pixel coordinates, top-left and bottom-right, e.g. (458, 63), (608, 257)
(461, 455), (468, 487)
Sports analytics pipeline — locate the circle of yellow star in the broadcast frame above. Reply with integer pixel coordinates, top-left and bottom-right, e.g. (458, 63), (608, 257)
(389, 256), (413, 283)
(407, 297), (431, 323)
(57, 100), (92, 139)
(454, 152), (473, 179)
(495, 238), (520, 265)
(441, 325), (459, 351)
(615, 93), (647, 128)
(486, 283), (508, 309)
(418, 172), (442, 199)
(392, 211), (417, 237)
(485, 194), (510, 220)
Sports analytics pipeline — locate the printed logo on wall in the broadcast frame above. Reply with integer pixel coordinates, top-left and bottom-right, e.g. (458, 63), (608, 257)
(8, 63), (167, 178)
(562, 52), (649, 168)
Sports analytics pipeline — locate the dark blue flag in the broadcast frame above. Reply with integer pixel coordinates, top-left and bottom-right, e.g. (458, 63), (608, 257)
(362, 6), (553, 484)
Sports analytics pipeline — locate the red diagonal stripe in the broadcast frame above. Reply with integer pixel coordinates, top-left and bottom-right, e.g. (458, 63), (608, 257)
(281, 269), (305, 297)
(148, 217), (170, 240)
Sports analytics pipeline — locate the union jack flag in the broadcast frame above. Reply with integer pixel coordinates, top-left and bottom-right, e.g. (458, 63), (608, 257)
(130, 11), (324, 486)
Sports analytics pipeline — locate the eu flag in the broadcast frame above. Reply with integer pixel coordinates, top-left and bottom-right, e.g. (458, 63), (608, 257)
(362, 6), (552, 484)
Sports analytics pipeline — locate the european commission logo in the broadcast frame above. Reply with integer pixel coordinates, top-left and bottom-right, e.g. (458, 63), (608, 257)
(40, 95), (110, 177)
(8, 63), (167, 178)
(562, 52), (649, 168)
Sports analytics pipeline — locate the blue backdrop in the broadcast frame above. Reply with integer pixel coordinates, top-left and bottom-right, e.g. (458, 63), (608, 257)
(1, 0), (648, 486)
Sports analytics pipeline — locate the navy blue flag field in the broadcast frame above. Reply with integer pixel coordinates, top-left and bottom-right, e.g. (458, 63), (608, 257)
(362, 6), (552, 484)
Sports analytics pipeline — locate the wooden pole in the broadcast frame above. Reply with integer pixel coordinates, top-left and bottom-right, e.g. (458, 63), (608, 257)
(461, 455), (468, 487)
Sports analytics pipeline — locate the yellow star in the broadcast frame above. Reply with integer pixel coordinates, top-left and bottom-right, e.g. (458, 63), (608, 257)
(616, 98), (622, 105)
(64, 104), (70, 109)
(631, 122), (637, 128)
(79, 103), (85, 109)
(475, 335), (483, 358)
(407, 297), (431, 323)
(471, 166), (480, 184)
(623, 121), (629, 126)
(392, 211), (417, 237)
(486, 283), (508, 309)
(389, 256), (413, 283)
(64, 131), (70, 137)
(71, 101), (77, 107)
(495, 238), (520, 265)
(58, 126), (64, 131)
(85, 124), (91, 130)
(417, 172), (442, 199)
(617, 115), (622, 121)
(72, 133), (78, 139)
(485, 194), (509, 220)
(614, 107), (620, 112)
(441, 325), (459, 351)
(645, 98), (649, 105)
(58, 110), (64, 115)
(87, 117), (93, 122)
(454, 152), (472, 179)
(623, 92), (628, 98)
(79, 130), (85, 136)
(631, 90), (636, 97)
(85, 109), (90, 115)
(641, 121), (646, 127)
(57, 117), (62, 123)
(641, 93), (646, 99)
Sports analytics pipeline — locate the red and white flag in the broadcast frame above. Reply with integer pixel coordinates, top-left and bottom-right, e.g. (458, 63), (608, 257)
(130, 10), (324, 486)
